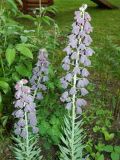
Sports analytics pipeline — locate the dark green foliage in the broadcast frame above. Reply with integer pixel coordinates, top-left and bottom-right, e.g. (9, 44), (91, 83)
(37, 65), (65, 147)
(86, 142), (120, 160)
(0, 15), (35, 132)
(0, 2), (37, 139)
(0, 1), (58, 141)
(83, 96), (120, 159)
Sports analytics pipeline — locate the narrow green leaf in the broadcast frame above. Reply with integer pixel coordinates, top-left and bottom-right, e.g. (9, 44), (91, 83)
(18, 14), (36, 21)
(0, 92), (3, 112)
(0, 92), (2, 104)
(6, 0), (18, 10)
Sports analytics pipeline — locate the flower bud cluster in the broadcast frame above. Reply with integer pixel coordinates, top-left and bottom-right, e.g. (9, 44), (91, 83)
(13, 79), (38, 138)
(30, 49), (49, 100)
(60, 4), (94, 114)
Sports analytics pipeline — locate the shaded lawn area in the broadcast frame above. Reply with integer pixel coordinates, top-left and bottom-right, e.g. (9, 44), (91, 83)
(54, 0), (120, 48)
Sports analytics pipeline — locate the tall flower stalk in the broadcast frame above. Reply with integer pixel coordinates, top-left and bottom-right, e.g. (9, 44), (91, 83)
(59, 4), (94, 159)
(12, 79), (42, 160)
(12, 49), (49, 160)
(13, 79), (38, 137)
(30, 49), (49, 100)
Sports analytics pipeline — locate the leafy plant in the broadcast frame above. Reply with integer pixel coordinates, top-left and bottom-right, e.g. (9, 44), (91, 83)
(12, 134), (42, 160)
(0, 2), (38, 139)
(0, 115), (9, 140)
(37, 65), (65, 147)
(0, 0), (22, 16)
(83, 97), (116, 159)
(86, 137), (120, 160)
(12, 79), (42, 160)
(104, 145), (120, 160)
(59, 115), (84, 159)
(59, 4), (94, 159)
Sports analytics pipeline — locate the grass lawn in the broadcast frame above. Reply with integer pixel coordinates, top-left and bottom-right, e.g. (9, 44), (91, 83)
(54, 0), (120, 48)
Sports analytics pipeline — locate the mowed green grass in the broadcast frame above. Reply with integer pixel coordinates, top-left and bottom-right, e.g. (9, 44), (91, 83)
(54, 0), (120, 48)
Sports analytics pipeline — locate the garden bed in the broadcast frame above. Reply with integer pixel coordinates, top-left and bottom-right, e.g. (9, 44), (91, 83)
(0, 0), (120, 159)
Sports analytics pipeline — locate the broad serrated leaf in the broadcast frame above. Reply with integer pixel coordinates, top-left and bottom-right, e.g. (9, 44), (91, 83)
(15, 65), (32, 77)
(6, 47), (16, 66)
(16, 44), (33, 59)
(0, 80), (10, 93)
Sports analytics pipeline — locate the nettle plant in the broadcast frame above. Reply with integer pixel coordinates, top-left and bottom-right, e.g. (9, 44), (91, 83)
(59, 4), (94, 159)
(0, 1), (37, 122)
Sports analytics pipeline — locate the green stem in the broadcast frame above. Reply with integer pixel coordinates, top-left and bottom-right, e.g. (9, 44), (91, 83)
(54, 23), (56, 50)
(1, 0), (4, 10)
(4, 35), (7, 48)
(53, 23), (57, 61)
(0, 53), (5, 77)
(25, 112), (29, 159)
(71, 8), (85, 160)
(37, 0), (42, 35)
(71, 73), (77, 159)
(33, 74), (41, 99)
(39, 0), (42, 16)
(71, 48), (79, 159)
